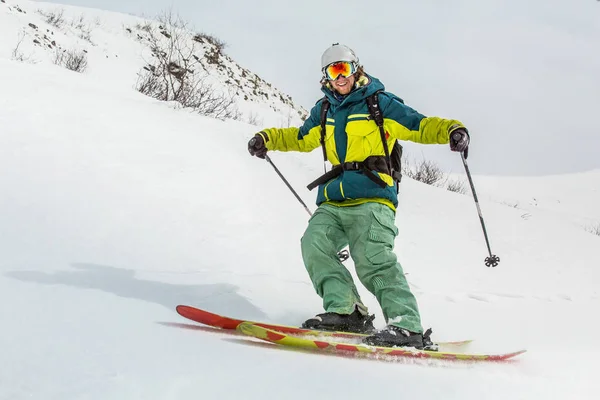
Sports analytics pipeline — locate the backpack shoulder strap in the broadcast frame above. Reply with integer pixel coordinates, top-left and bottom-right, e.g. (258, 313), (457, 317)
(365, 91), (392, 174)
(319, 98), (330, 167)
(365, 90), (384, 127)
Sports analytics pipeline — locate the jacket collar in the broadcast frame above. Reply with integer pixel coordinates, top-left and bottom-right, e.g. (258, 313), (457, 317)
(321, 74), (385, 107)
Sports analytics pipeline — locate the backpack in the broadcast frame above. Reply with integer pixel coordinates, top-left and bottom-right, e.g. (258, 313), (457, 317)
(314, 91), (403, 192)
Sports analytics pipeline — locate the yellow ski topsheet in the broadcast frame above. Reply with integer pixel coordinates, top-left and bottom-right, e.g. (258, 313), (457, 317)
(237, 322), (526, 362)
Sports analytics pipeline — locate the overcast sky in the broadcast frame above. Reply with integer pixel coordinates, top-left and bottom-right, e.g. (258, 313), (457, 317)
(35, 0), (600, 176)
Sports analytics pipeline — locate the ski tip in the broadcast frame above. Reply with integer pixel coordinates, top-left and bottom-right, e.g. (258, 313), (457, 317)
(175, 305), (195, 318)
(175, 304), (190, 312)
(507, 349), (528, 358)
(485, 349), (527, 361)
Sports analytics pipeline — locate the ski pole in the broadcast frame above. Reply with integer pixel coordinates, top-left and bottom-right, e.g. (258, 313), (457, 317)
(264, 155), (350, 262)
(457, 148), (500, 267)
(265, 155), (313, 217)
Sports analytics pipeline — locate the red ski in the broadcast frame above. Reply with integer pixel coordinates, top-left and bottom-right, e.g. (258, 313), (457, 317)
(175, 305), (472, 347)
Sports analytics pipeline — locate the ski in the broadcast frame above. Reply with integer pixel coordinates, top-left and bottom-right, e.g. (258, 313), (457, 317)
(175, 305), (472, 347)
(237, 322), (527, 362)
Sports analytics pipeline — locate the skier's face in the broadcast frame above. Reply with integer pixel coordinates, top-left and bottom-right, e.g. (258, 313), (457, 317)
(330, 73), (355, 95)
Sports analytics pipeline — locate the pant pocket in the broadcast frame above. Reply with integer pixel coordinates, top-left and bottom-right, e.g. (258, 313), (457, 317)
(365, 210), (398, 264)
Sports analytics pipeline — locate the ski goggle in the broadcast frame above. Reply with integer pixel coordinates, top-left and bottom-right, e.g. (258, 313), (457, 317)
(324, 61), (357, 80)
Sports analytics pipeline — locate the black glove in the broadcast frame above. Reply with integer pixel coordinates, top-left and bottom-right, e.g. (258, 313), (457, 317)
(248, 133), (268, 159)
(449, 126), (470, 159)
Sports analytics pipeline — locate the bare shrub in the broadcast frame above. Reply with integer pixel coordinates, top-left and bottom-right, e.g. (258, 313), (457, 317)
(11, 31), (32, 62)
(403, 157), (445, 186)
(136, 69), (163, 98)
(402, 155), (468, 193)
(135, 22), (153, 33)
(54, 48), (88, 72)
(247, 112), (263, 126)
(586, 223), (600, 236)
(70, 14), (85, 28)
(192, 32), (226, 54)
(278, 107), (294, 128)
(40, 9), (65, 28)
(78, 27), (93, 43)
(71, 14), (94, 42)
(286, 108), (294, 127)
(446, 178), (468, 194)
(135, 11), (238, 120)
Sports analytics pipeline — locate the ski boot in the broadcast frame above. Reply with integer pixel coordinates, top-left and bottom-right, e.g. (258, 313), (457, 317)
(302, 308), (375, 334)
(364, 326), (437, 350)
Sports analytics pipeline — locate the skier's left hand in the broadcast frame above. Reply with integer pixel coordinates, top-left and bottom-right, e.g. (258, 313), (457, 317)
(449, 127), (470, 159)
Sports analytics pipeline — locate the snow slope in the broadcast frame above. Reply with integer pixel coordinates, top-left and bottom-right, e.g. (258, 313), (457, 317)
(1, 2), (599, 400)
(0, 0), (307, 127)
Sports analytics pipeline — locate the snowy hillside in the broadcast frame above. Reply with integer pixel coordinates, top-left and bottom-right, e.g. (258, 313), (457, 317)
(0, 0), (307, 127)
(474, 171), (600, 232)
(1, 2), (599, 400)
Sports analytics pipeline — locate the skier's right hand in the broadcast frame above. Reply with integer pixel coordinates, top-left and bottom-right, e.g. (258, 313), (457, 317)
(248, 133), (268, 159)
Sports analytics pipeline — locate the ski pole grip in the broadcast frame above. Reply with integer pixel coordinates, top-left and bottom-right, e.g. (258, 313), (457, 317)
(451, 132), (463, 141)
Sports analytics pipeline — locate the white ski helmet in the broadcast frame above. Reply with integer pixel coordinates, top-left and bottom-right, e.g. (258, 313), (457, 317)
(321, 43), (360, 70)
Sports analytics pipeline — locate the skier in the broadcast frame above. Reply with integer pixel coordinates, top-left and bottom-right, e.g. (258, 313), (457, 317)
(247, 43), (469, 349)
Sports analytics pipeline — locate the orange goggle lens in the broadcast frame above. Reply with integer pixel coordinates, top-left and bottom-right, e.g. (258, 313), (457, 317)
(324, 62), (357, 80)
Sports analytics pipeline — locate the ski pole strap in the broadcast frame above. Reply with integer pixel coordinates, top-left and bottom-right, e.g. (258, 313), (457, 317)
(306, 160), (388, 191)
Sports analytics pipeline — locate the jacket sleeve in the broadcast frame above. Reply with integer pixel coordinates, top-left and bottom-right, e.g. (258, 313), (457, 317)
(257, 102), (324, 153)
(380, 92), (465, 145)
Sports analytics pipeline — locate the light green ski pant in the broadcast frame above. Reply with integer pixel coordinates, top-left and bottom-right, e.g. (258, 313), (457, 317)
(301, 202), (423, 333)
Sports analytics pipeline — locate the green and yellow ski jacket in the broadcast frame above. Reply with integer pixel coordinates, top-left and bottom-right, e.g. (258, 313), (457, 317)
(258, 74), (464, 210)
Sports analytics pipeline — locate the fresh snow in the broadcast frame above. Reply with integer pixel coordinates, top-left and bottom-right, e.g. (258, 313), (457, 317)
(0, 1), (598, 399)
